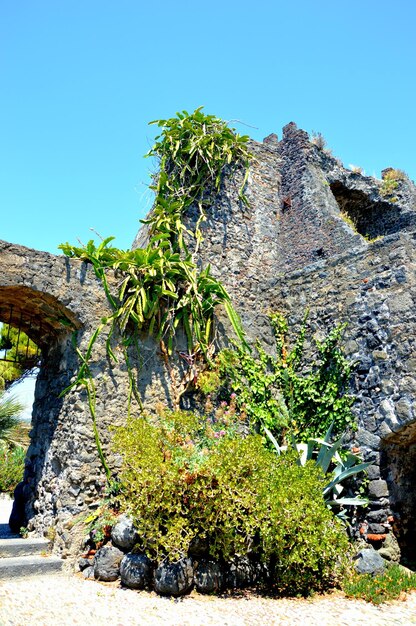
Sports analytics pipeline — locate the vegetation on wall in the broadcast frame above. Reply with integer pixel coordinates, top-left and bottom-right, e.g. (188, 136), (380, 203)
(58, 109), (367, 596)
(380, 168), (406, 203)
(59, 108), (252, 476)
(60, 109), (251, 363)
(207, 312), (355, 443)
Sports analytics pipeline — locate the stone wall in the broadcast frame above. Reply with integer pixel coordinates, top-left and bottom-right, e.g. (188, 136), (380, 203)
(168, 124), (416, 561)
(269, 233), (416, 560)
(0, 242), (130, 558)
(2, 118), (416, 564)
(0, 241), (190, 560)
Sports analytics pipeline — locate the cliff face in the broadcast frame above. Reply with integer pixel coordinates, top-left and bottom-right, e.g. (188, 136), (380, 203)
(134, 123), (416, 560)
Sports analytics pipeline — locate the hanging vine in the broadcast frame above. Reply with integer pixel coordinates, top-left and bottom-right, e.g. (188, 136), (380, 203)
(59, 108), (253, 478)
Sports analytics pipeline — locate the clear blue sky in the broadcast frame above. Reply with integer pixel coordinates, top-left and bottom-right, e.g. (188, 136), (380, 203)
(1, 0), (415, 254)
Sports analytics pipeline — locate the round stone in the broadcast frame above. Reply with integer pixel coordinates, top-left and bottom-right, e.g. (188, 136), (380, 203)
(154, 558), (194, 597)
(111, 515), (139, 551)
(194, 559), (224, 593)
(120, 553), (152, 589)
(94, 545), (124, 582)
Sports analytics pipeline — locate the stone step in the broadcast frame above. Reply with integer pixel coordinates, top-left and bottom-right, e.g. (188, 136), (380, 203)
(0, 537), (51, 558)
(0, 555), (64, 578)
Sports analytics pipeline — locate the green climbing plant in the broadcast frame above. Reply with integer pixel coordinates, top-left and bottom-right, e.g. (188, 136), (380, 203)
(215, 312), (355, 443)
(59, 108), (253, 479)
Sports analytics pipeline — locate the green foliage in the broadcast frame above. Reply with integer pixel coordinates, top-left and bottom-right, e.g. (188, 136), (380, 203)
(145, 107), (252, 250)
(113, 408), (349, 595)
(0, 325), (39, 390)
(196, 368), (222, 395)
(19, 526), (29, 539)
(60, 238), (245, 361)
(264, 422), (370, 520)
(343, 564), (416, 605)
(216, 312), (355, 443)
(0, 446), (25, 492)
(86, 505), (119, 545)
(59, 108), (252, 479)
(0, 393), (24, 448)
(60, 108), (250, 360)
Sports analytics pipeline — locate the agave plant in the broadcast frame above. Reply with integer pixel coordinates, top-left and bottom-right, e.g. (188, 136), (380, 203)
(264, 422), (370, 519)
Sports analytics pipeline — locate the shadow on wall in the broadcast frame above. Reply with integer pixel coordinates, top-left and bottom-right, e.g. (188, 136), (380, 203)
(330, 182), (415, 240)
(380, 422), (416, 566)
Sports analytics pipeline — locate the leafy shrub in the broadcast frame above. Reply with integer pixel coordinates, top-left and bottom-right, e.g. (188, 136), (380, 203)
(264, 422), (370, 521)
(343, 564), (416, 604)
(215, 312), (354, 442)
(112, 408), (349, 595)
(0, 446), (25, 493)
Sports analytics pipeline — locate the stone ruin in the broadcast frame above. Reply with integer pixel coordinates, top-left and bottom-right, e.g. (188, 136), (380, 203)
(1, 122), (416, 565)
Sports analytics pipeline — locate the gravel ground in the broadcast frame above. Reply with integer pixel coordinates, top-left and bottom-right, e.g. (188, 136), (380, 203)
(2, 496), (416, 625)
(0, 575), (416, 626)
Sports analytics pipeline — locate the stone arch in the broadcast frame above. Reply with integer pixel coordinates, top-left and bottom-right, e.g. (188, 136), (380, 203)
(0, 241), (119, 547)
(0, 240), (175, 557)
(0, 285), (81, 350)
(0, 263), (84, 533)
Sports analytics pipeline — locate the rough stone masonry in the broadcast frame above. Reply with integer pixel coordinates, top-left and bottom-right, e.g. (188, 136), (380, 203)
(1, 121), (416, 564)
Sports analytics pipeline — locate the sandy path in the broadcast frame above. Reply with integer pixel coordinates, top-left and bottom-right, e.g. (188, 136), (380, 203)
(0, 575), (416, 626)
(1, 496), (416, 625)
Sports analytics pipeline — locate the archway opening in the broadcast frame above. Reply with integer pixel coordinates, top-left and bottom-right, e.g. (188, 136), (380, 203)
(0, 285), (81, 531)
(380, 422), (416, 568)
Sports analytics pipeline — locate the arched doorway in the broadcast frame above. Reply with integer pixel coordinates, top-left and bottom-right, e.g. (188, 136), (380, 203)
(0, 285), (80, 531)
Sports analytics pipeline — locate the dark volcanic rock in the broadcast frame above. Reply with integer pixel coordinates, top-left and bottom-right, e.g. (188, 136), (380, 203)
(120, 553), (153, 589)
(78, 557), (93, 572)
(194, 559), (224, 593)
(154, 558), (194, 597)
(224, 556), (257, 589)
(83, 565), (95, 579)
(111, 515), (139, 551)
(354, 548), (386, 575)
(94, 545), (124, 582)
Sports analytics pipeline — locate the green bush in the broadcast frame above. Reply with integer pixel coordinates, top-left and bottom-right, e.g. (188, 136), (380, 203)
(0, 446), (25, 493)
(112, 408), (349, 595)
